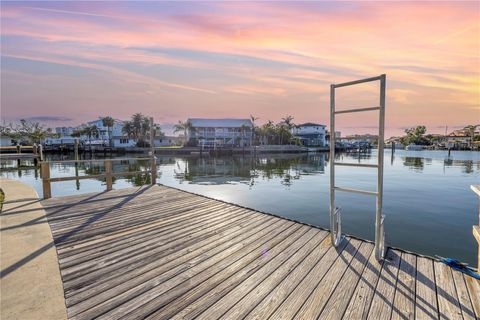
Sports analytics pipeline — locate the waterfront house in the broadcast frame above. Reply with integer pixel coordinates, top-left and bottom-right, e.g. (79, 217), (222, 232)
(55, 127), (75, 137)
(187, 118), (253, 147)
(292, 123), (327, 147)
(155, 135), (181, 147)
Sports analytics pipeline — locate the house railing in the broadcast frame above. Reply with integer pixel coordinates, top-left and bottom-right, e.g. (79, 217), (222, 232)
(40, 157), (157, 199)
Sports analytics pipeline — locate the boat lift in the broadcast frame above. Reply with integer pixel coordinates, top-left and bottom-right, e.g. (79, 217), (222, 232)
(329, 74), (387, 261)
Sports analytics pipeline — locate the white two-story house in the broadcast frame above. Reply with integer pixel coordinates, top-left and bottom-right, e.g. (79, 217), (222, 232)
(291, 123), (326, 147)
(187, 118), (253, 147)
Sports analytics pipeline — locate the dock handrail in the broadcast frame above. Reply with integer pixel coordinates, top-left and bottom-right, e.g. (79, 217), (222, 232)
(330, 74), (387, 261)
(40, 157), (157, 199)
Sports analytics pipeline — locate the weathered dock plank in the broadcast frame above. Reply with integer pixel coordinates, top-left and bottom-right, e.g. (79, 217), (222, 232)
(39, 185), (480, 320)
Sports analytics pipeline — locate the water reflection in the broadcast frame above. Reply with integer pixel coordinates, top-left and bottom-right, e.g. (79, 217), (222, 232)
(174, 154), (326, 187)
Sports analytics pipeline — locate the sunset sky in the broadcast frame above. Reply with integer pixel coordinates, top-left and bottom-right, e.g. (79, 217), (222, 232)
(1, 1), (479, 137)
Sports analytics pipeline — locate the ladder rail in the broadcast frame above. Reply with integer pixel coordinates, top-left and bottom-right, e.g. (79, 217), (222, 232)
(329, 74), (386, 261)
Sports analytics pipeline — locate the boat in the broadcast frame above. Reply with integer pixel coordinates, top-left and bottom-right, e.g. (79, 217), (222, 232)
(406, 144), (425, 151)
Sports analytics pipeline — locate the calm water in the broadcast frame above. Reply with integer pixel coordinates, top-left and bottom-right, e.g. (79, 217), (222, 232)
(1, 150), (479, 265)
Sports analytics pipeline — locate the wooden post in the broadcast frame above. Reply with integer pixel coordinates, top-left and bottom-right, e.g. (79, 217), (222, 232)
(41, 162), (51, 199)
(149, 117), (155, 156)
(39, 144), (44, 161)
(74, 139), (79, 161)
(105, 160), (113, 191)
(151, 156), (157, 185)
(149, 117), (157, 185)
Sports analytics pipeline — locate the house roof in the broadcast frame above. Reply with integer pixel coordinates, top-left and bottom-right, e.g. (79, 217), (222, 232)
(297, 123), (326, 127)
(188, 118), (252, 128)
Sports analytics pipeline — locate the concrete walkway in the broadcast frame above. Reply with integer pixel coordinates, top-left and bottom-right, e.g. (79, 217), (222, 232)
(0, 178), (67, 320)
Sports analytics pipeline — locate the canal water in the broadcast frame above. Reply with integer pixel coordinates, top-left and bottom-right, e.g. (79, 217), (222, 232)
(1, 150), (479, 265)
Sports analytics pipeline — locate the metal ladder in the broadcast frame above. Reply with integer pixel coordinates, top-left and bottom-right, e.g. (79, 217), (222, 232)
(329, 74), (386, 261)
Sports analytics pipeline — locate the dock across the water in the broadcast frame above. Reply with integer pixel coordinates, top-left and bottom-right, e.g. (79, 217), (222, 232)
(2, 183), (479, 319)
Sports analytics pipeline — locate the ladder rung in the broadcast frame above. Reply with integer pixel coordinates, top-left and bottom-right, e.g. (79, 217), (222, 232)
(332, 75), (384, 88)
(334, 162), (378, 168)
(335, 106), (380, 114)
(333, 187), (378, 196)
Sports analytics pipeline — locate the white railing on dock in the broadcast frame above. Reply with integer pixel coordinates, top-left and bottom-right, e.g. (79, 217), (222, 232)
(329, 74), (386, 261)
(40, 157), (157, 199)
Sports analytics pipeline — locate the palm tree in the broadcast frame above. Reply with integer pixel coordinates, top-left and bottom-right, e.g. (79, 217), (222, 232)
(174, 120), (193, 145)
(102, 116), (115, 147)
(240, 124), (250, 148)
(122, 121), (134, 139)
(281, 115), (295, 129)
(132, 113), (143, 139)
(463, 125), (479, 148)
(83, 125), (99, 152)
(250, 115), (259, 146)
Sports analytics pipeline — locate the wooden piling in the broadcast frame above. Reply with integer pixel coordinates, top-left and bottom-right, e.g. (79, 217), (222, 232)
(41, 162), (51, 199)
(105, 160), (113, 191)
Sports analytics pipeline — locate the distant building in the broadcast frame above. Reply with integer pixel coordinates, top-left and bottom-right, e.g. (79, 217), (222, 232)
(292, 123), (326, 147)
(154, 136), (181, 147)
(55, 127), (75, 137)
(341, 134), (378, 144)
(187, 118), (253, 147)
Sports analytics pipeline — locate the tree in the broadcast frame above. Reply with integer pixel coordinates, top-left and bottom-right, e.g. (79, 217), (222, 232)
(250, 115), (259, 146)
(174, 120), (193, 145)
(401, 126), (428, 145)
(82, 125), (99, 152)
(1, 119), (53, 144)
(281, 115), (295, 130)
(102, 116), (115, 147)
(122, 121), (134, 138)
(122, 113), (156, 146)
(240, 124), (250, 148)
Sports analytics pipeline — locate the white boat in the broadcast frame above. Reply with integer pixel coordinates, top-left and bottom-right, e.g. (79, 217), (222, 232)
(406, 144), (425, 151)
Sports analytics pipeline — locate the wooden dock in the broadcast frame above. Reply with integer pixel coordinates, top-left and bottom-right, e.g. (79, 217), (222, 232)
(40, 185), (479, 320)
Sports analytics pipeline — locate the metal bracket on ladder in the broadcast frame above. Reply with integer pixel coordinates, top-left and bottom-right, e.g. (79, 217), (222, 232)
(331, 207), (344, 246)
(329, 74), (387, 261)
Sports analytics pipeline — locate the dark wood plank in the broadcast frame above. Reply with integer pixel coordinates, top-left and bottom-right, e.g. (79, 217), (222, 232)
(434, 260), (463, 320)
(391, 252), (416, 320)
(343, 244), (384, 320)
(268, 238), (352, 319)
(463, 274), (480, 319)
(293, 238), (362, 319)
(203, 230), (328, 320)
(366, 249), (401, 320)
(242, 234), (333, 320)
(451, 270), (476, 320)
(318, 242), (375, 320)
(415, 256), (439, 320)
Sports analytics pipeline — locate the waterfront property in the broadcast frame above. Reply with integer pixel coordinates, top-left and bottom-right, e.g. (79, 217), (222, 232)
(187, 118), (253, 147)
(45, 118), (178, 149)
(291, 122), (327, 147)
